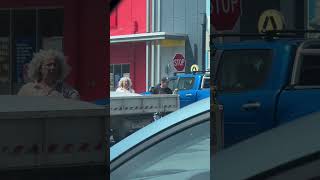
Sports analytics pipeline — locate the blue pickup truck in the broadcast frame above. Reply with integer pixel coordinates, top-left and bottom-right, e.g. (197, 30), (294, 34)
(213, 38), (320, 147)
(144, 72), (210, 108)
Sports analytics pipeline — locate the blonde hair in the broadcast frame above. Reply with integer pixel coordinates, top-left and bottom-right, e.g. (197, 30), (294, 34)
(27, 49), (70, 82)
(118, 77), (133, 89)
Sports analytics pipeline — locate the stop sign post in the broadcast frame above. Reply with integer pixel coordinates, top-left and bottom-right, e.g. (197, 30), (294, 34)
(172, 53), (186, 72)
(211, 0), (241, 31)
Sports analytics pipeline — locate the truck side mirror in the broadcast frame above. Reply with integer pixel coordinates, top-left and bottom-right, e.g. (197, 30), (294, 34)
(149, 86), (155, 93)
(173, 88), (179, 94)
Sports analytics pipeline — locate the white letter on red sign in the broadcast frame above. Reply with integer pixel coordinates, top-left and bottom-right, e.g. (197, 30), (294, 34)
(231, 0), (238, 13)
(215, 0), (220, 15)
(222, 0), (230, 14)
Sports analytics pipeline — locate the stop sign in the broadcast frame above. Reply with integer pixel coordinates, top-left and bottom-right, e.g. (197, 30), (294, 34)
(173, 53), (186, 72)
(212, 0), (241, 31)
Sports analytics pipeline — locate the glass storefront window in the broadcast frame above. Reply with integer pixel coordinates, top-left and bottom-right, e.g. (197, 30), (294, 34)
(0, 8), (64, 95)
(39, 9), (64, 51)
(110, 64), (130, 91)
(13, 10), (36, 92)
(0, 10), (10, 94)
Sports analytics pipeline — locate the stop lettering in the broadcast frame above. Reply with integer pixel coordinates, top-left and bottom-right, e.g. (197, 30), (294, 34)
(173, 54), (185, 71)
(211, 0), (241, 31)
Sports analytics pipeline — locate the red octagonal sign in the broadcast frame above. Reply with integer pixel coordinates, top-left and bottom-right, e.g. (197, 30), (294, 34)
(212, 0), (241, 31)
(173, 53), (186, 72)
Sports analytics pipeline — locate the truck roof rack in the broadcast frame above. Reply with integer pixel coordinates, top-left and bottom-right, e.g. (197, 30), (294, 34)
(211, 29), (320, 40)
(172, 71), (210, 76)
(192, 70), (210, 74)
(173, 72), (186, 75)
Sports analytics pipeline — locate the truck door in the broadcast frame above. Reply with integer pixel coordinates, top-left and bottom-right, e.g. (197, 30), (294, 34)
(177, 76), (197, 107)
(197, 75), (210, 100)
(277, 40), (320, 124)
(215, 49), (277, 147)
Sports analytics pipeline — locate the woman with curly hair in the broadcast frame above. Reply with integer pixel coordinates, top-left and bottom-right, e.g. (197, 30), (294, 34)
(116, 77), (135, 93)
(17, 49), (80, 99)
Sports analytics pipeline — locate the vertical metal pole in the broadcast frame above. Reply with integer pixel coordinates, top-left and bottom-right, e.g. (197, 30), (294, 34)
(146, 0), (150, 90)
(151, 42), (155, 86)
(9, 9), (13, 94)
(146, 42), (150, 90)
(152, 0), (155, 32)
(151, 0), (155, 86)
(146, 0), (150, 33)
(36, 9), (39, 51)
(156, 0), (161, 82)
(157, 0), (161, 32)
(156, 42), (160, 83)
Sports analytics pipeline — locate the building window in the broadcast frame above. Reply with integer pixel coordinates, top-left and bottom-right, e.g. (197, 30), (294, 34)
(13, 9), (37, 88)
(39, 9), (64, 51)
(0, 10), (10, 94)
(0, 8), (64, 95)
(110, 64), (130, 91)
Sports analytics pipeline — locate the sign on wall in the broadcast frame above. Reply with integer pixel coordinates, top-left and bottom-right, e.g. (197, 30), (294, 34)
(191, 64), (199, 72)
(258, 9), (286, 33)
(15, 37), (35, 84)
(211, 0), (242, 31)
(172, 53), (186, 72)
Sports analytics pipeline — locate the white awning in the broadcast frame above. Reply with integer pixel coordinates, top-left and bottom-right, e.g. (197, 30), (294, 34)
(110, 32), (187, 44)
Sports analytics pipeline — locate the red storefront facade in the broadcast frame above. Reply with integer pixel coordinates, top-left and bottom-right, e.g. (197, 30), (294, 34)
(0, 0), (108, 101)
(110, 0), (146, 93)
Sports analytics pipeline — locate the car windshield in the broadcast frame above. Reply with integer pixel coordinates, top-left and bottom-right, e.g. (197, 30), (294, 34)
(111, 120), (210, 180)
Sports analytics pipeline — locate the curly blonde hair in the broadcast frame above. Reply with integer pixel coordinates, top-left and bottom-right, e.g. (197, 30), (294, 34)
(27, 49), (70, 82)
(118, 77), (133, 89)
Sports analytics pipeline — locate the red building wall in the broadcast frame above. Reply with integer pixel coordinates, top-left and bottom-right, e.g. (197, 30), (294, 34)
(110, 0), (147, 93)
(110, 42), (146, 93)
(0, 0), (108, 101)
(110, 0), (146, 35)
(76, 0), (108, 101)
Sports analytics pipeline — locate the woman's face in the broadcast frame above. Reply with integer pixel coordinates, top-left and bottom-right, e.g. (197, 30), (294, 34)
(41, 58), (58, 82)
(124, 80), (129, 89)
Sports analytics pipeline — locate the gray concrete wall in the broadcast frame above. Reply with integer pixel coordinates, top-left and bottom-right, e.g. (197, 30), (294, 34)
(160, 0), (207, 72)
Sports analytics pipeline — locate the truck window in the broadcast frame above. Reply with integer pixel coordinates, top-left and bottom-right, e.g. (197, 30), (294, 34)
(202, 77), (210, 89)
(177, 77), (195, 90)
(216, 50), (272, 92)
(298, 55), (320, 86)
(168, 78), (178, 90)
